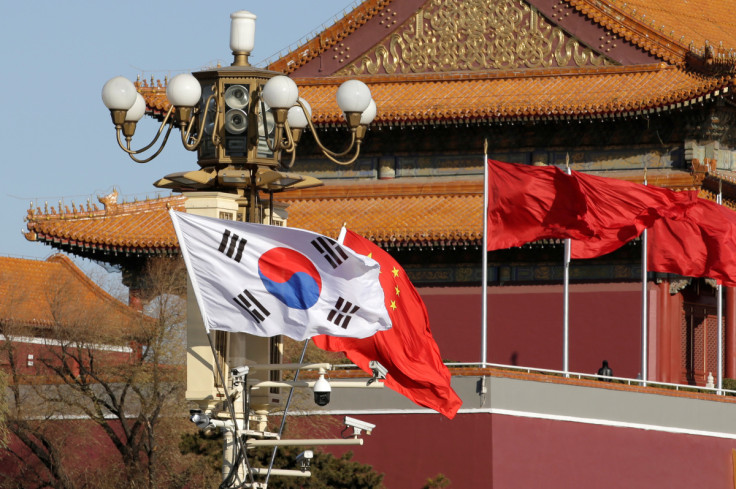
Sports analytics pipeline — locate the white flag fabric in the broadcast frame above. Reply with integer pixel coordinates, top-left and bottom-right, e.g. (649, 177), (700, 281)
(170, 210), (391, 340)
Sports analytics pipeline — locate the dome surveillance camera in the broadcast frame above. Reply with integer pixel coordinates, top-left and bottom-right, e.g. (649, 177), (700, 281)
(313, 374), (331, 406)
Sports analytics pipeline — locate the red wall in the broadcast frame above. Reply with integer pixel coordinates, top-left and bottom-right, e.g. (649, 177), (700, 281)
(0, 340), (134, 377)
(326, 412), (736, 489)
(493, 414), (736, 489)
(420, 283), (644, 377)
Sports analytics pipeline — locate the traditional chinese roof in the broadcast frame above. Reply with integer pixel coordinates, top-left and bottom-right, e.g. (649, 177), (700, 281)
(136, 0), (736, 126)
(0, 254), (143, 334)
(24, 169), (706, 255)
(24, 192), (185, 260)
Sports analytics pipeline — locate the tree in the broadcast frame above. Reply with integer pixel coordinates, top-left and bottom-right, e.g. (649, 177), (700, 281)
(0, 256), (209, 489)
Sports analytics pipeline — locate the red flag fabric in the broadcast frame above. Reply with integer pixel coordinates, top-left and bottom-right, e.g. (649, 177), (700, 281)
(312, 229), (462, 419)
(487, 159), (595, 251)
(570, 172), (698, 259)
(648, 197), (736, 286)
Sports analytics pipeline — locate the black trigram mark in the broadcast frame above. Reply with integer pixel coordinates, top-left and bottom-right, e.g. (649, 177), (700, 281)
(218, 229), (247, 263)
(311, 236), (349, 269)
(233, 289), (270, 323)
(327, 297), (360, 329)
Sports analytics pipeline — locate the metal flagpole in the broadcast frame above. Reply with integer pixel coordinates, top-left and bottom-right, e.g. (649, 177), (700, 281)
(205, 332), (256, 487)
(563, 154), (571, 376)
(264, 339), (310, 486)
(641, 168), (648, 387)
(482, 139), (489, 367)
(718, 180), (724, 394)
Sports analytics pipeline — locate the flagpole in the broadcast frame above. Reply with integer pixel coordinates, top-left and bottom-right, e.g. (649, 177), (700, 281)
(264, 339), (310, 486)
(482, 139), (489, 368)
(563, 154), (571, 376)
(205, 331), (256, 487)
(641, 168), (648, 387)
(718, 180), (724, 394)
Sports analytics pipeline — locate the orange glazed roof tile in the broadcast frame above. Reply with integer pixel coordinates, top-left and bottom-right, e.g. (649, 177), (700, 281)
(292, 64), (732, 125)
(566, 0), (736, 64)
(281, 180), (484, 247)
(25, 171), (703, 254)
(0, 254), (142, 331)
(24, 194), (185, 256)
(137, 64), (733, 127)
(25, 181), (486, 251)
(134, 0), (736, 126)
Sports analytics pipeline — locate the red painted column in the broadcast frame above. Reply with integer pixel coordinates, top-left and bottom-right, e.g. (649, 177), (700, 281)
(656, 281), (671, 383)
(128, 287), (144, 311)
(726, 287), (736, 379)
(670, 292), (684, 384)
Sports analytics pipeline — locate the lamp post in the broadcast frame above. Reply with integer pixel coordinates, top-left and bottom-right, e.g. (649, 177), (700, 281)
(101, 10), (376, 199)
(101, 11), (379, 487)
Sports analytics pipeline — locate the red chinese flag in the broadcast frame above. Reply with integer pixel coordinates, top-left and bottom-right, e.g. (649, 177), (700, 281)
(487, 159), (595, 251)
(312, 229), (462, 419)
(571, 172), (697, 259)
(648, 197), (736, 286)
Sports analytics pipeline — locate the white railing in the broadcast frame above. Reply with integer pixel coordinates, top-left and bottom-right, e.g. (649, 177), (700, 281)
(330, 361), (736, 396)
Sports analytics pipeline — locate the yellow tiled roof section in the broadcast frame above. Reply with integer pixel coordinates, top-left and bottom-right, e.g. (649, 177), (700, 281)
(26, 182), (484, 249)
(25, 195), (185, 251)
(295, 64), (730, 124)
(568, 0), (736, 62)
(137, 65), (732, 126)
(279, 181), (484, 246)
(0, 254), (142, 330)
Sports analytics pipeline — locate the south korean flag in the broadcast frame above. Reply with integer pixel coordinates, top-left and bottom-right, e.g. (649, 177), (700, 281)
(170, 210), (392, 340)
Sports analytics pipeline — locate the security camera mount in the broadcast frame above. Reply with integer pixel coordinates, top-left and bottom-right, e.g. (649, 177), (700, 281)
(344, 416), (376, 437)
(366, 360), (387, 385)
(295, 450), (314, 472)
(231, 365), (250, 386)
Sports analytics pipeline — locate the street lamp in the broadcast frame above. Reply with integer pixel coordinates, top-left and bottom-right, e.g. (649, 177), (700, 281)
(100, 12), (379, 485)
(101, 10), (376, 179)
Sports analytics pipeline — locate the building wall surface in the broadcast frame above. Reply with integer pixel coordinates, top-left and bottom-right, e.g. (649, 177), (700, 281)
(420, 283), (644, 377)
(319, 374), (736, 489)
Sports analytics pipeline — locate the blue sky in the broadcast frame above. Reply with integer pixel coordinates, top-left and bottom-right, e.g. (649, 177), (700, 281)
(0, 1), (358, 279)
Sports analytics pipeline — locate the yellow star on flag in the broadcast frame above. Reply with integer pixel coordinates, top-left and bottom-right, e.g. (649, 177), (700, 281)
(395, 286), (401, 297)
(392, 267), (400, 278)
(390, 300), (397, 311)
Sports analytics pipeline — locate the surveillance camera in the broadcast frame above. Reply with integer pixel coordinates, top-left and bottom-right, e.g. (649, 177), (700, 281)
(367, 360), (388, 385)
(230, 366), (249, 377)
(295, 450), (314, 472)
(189, 409), (212, 429)
(344, 416), (375, 436)
(313, 374), (331, 406)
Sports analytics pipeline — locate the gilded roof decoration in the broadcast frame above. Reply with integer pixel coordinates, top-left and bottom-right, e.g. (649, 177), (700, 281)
(338, 0), (612, 76)
(133, 0), (736, 127)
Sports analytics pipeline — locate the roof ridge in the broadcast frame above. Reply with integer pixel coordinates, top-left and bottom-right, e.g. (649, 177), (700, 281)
(27, 194), (185, 222)
(561, 0), (736, 71)
(265, 0), (389, 74)
(44, 254), (145, 321)
(292, 62), (676, 86)
(564, 0), (687, 64)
